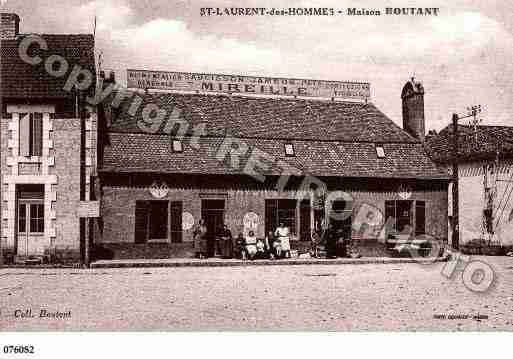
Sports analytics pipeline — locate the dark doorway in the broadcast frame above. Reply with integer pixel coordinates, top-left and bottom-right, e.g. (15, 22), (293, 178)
(330, 200), (353, 239)
(201, 199), (225, 257)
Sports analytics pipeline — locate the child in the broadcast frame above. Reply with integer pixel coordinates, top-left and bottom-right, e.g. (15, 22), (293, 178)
(234, 233), (246, 260)
(256, 238), (266, 259)
(245, 230), (258, 260)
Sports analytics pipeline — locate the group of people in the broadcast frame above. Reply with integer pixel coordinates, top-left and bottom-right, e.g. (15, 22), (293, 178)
(311, 222), (351, 259)
(193, 220), (292, 260)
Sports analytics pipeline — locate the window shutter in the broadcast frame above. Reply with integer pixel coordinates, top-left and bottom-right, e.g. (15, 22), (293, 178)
(19, 113), (31, 156)
(32, 113), (43, 156)
(134, 201), (149, 244)
(415, 201), (426, 235)
(170, 201), (183, 243)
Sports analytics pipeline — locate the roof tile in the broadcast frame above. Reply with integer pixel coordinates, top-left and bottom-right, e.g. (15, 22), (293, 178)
(1, 34), (95, 98)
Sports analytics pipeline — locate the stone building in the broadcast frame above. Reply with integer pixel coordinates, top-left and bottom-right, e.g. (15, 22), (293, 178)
(94, 77), (449, 259)
(0, 13), (98, 263)
(426, 124), (513, 246)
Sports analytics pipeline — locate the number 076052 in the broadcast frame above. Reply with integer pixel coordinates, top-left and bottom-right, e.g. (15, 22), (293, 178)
(3, 345), (35, 354)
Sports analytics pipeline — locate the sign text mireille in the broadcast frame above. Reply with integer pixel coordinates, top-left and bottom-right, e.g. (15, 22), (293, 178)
(126, 69), (371, 101)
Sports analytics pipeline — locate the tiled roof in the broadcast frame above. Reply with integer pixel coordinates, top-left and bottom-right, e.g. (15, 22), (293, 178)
(102, 132), (448, 179)
(425, 124), (513, 164)
(108, 92), (417, 142)
(1, 34), (95, 98)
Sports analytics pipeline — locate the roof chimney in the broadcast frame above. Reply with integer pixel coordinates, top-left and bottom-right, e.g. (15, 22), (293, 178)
(0, 13), (20, 40)
(401, 77), (425, 142)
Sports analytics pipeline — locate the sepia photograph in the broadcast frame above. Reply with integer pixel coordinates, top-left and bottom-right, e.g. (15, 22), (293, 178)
(0, 0), (512, 355)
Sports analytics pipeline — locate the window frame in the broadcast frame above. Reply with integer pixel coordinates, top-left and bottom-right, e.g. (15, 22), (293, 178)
(284, 143), (295, 157)
(375, 145), (385, 158)
(18, 203), (27, 233)
(29, 203), (45, 233)
(385, 200), (426, 237)
(30, 113), (43, 157)
(19, 113), (43, 157)
(265, 199), (297, 236)
(171, 139), (183, 153)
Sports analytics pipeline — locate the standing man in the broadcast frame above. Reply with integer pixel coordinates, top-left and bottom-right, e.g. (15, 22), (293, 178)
(324, 222), (337, 259)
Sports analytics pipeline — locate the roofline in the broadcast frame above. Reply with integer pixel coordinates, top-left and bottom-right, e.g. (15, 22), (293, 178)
(105, 130), (422, 144)
(19, 33), (94, 37)
(437, 123), (513, 132)
(97, 168), (450, 181)
(432, 153), (513, 165)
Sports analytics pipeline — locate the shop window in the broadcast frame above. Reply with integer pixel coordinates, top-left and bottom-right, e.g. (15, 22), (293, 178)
(386, 200), (426, 237)
(265, 199), (297, 235)
(134, 200), (169, 243)
(19, 113), (43, 157)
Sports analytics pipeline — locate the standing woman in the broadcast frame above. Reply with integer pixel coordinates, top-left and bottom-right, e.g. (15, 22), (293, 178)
(274, 222), (291, 258)
(220, 224), (233, 259)
(193, 219), (208, 259)
(324, 223), (337, 259)
(266, 230), (279, 259)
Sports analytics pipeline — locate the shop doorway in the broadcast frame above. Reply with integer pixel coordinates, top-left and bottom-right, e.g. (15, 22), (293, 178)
(16, 184), (46, 256)
(201, 199), (225, 257)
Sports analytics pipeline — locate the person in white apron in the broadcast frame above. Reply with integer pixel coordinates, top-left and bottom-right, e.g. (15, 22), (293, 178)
(274, 222), (291, 258)
(244, 230), (258, 260)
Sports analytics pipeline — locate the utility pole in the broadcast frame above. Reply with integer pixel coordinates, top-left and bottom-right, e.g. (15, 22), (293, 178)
(452, 113), (459, 250)
(451, 105), (483, 250)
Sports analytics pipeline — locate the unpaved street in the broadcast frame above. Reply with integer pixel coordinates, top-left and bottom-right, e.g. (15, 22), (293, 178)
(1, 256), (512, 331)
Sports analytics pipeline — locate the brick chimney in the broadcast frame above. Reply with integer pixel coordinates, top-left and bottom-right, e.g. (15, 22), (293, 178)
(401, 77), (425, 141)
(1, 13), (20, 40)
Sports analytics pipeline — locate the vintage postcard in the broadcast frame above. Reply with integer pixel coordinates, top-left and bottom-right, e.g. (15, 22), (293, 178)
(1, 0), (512, 349)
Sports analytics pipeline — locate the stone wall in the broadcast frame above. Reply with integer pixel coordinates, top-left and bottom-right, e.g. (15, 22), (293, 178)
(51, 118), (82, 260)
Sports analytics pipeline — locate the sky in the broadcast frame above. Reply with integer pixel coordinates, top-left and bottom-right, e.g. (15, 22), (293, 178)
(1, 0), (513, 131)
